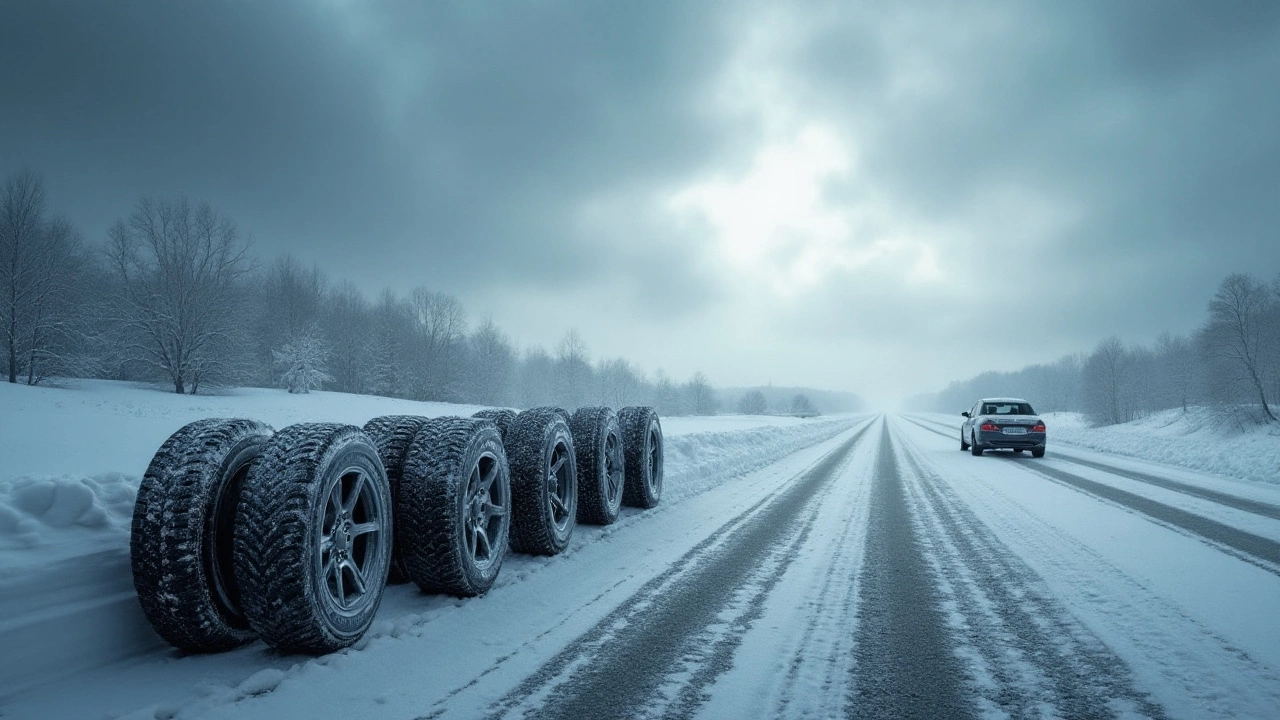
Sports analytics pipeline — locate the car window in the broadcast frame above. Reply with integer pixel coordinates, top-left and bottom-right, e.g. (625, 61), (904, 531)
(982, 403), (1035, 415)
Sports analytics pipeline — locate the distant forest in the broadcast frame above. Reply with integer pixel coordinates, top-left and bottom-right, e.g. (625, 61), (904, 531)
(0, 170), (847, 416)
(910, 271), (1280, 427)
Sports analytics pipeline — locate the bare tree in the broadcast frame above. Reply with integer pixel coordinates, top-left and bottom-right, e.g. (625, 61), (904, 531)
(1082, 336), (1132, 425)
(466, 317), (517, 406)
(1, 171), (87, 385)
(737, 389), (768, 415)
(322, 281), (372, 394)
(789, 393), (819, 417)
(1153, 332), (1197, 413)
(106, 197), (253, 394)
(408, 288), (468, 401)
(519, 345), (556, 408)
(684, 371), (718, 415)
(1200, 273), (1278, 422)
(554, 329), (593, 408)
(596, 357), (643, 409)
(652, 368), (683, 416)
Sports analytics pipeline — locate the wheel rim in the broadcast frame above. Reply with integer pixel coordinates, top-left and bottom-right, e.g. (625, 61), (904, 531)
(318, 467), (386, 616)
(646, 426), (661, 493)
(547, 440), (573, 531)
(604, 429), (624, 509)
(465, 452), (507, 570)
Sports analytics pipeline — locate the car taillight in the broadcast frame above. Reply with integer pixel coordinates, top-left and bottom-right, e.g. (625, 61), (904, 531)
(980, 422), (1000, 432)
(1032, 422), (1046, 432)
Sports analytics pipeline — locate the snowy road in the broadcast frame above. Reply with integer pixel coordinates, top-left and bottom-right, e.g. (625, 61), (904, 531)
(5, 414), (1280, 719)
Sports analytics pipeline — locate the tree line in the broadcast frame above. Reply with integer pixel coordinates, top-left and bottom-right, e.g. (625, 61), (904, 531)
(0, 170), (726, 415)
(912, 272), (1280, 426)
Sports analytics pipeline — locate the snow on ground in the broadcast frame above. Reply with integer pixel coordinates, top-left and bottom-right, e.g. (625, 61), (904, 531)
(919, 407), (1280, 487)
(0, 379), (860, 702)
(892, 418), (1280, 719)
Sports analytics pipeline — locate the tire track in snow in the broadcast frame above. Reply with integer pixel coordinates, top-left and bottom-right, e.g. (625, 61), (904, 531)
(903, 414), (1280, 520)
(900, 416), (1280, 574)
(480, 421), (874, 720)
(767, 461), (871, 719)
(892, 419), (1169, 720)
(846, 423), (979, 720)
(894, 419), (1280, 719)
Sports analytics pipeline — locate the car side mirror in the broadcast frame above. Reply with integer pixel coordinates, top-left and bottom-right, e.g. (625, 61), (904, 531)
(961, 411), (970, 418)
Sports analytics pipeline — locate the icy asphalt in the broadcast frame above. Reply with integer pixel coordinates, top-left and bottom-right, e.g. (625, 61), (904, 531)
(5, 415), (1280, 719)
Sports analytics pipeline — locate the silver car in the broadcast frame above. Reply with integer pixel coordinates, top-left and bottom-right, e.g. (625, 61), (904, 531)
(960, 397), (1046, 457)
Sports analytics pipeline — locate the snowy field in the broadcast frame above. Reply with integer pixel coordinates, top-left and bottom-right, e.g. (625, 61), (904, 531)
(0, 379), (859, 709)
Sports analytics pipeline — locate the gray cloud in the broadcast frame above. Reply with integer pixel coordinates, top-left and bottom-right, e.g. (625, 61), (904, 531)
(2, 0), (1278, 404)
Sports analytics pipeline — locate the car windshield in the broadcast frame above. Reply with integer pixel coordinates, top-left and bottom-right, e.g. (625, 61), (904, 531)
(983, 402), (1035, 415)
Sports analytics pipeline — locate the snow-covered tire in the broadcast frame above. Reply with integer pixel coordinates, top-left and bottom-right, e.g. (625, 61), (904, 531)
(362, 415), (432, 584)
(618, 406), (663, 509)
(960, 432), (969, 451)
(131, 418), (273, 652)
(526, 405), (572, 426)
(1032, 448), (1046, 458)
(971, 442), (984, 456)
(570, 406), (625, 526)
(508, 408), (577, 555)
(234, 424), (392, 654)
(472, 408), (517, 441)
(399, 417), (511, 596)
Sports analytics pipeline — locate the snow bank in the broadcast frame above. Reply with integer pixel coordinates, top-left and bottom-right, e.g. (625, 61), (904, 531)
(0, 379), (858, 698)
(920, 408), (1280, 486)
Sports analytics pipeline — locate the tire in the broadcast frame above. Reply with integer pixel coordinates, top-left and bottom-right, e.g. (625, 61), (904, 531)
(570, 406), (625, 525)
(507, 408), (577, 556)
(618, 406), (663, 509)
(960, 431), (969, 451)
(399, 417), (511, 596)
(1012, 448), (1024, 454)
(234, 424), (392, 654)
(1032, 448), (1046, 458)
(526, 405), (572, 425)
(362, 415), (432, 584)
(472, 408), (517, 441)
(131, 418), (272, 652)
(970, 441), (984, 457)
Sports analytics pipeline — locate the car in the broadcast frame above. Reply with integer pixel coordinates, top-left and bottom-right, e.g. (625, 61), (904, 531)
(960, 397), (1047, 458)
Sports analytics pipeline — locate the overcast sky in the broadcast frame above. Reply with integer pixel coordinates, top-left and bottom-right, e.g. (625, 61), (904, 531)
(3, 0), (1279, 407)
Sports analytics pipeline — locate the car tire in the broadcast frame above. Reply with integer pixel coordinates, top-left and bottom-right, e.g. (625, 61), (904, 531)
(960, 431), (969, 451)
(619, 406), (663, 509)
(472, 409), (517, 442)
(399, 417), (511, 596)
(131, 418), (273, 652)
(570, 407), (625, 526)
(1032, 448), (1046, 458)
(362, 415), (432, 584)
(970, 441), (984, 456)
(1011, 448), (1024, 454)
(234, 424), (392, 654)
(508, 408), (577, 556)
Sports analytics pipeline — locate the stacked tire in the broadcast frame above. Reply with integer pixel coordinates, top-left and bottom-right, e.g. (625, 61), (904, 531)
(131, 405), (664, 656)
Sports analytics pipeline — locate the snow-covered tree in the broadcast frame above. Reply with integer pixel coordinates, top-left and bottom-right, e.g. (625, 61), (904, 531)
(685, 371), (718, 415)
(789, 393), (818, 417)
(737, 390), (768, 415)
(273, 328), (332, 394)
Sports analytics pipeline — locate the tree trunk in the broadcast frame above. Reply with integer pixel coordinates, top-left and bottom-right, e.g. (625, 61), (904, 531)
(174, 376), (184, 394)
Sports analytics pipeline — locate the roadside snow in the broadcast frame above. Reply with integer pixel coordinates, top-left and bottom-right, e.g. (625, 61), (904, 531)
(0, 379), (859, 700)
(920, 408), (1280, 487)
